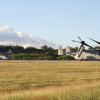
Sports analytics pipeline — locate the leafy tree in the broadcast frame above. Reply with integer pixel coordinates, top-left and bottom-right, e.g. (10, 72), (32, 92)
(69, 47), (78, 52)
(24, 47), (38, 54)
(11, 46), (24, 54)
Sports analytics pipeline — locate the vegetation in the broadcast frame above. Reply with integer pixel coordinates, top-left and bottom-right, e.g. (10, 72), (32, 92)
(11, 54), (74, 60)
(56, 55), (74, 60)
(0, 45), (57, 54)
(0, 61), (100, 100)
(0, 45), (75, 60)
(11, 54), (54, 60)
(69, 47), (78, 52)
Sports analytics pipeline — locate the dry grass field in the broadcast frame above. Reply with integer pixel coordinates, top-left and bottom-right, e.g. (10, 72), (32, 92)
(0, 61), (100, 100)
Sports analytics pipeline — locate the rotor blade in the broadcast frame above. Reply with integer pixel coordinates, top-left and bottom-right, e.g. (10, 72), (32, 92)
(88, 38), (100, 44)
(72, 40), (80, 43)
(84, 43), (93, 48)
(77, 36), (82, 41)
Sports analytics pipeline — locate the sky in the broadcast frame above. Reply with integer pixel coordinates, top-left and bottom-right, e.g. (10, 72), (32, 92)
(0, 0), (100, 47)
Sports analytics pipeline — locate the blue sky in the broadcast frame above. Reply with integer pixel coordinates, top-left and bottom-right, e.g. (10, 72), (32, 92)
(0, 0), (100, 47)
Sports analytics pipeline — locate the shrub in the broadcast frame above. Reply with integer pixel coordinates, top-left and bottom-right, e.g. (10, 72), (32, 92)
(57, 55), (74, 60)
(11, 54), (53, 60)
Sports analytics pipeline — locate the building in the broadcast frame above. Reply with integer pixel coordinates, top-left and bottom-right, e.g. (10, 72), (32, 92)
(58, 45), (63, 55)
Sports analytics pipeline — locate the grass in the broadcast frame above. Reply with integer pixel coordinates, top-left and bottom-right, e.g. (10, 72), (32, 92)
(0, 61), (100, 100)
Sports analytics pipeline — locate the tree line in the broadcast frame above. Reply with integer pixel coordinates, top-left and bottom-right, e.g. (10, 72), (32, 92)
(0, 45), (75, 60)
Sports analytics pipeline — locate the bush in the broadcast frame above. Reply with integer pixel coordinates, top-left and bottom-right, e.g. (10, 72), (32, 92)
(11, 54), (53, 60)
(57, 55), (74, 60)
(11, 54), (74, 60)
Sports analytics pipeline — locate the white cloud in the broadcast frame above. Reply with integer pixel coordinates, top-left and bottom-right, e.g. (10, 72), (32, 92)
(0, 26), (15, 33)
(0, 26), (56, 48)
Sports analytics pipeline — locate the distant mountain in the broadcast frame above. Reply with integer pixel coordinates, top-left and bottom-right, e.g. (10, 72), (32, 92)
(0, 26), (56, 48)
